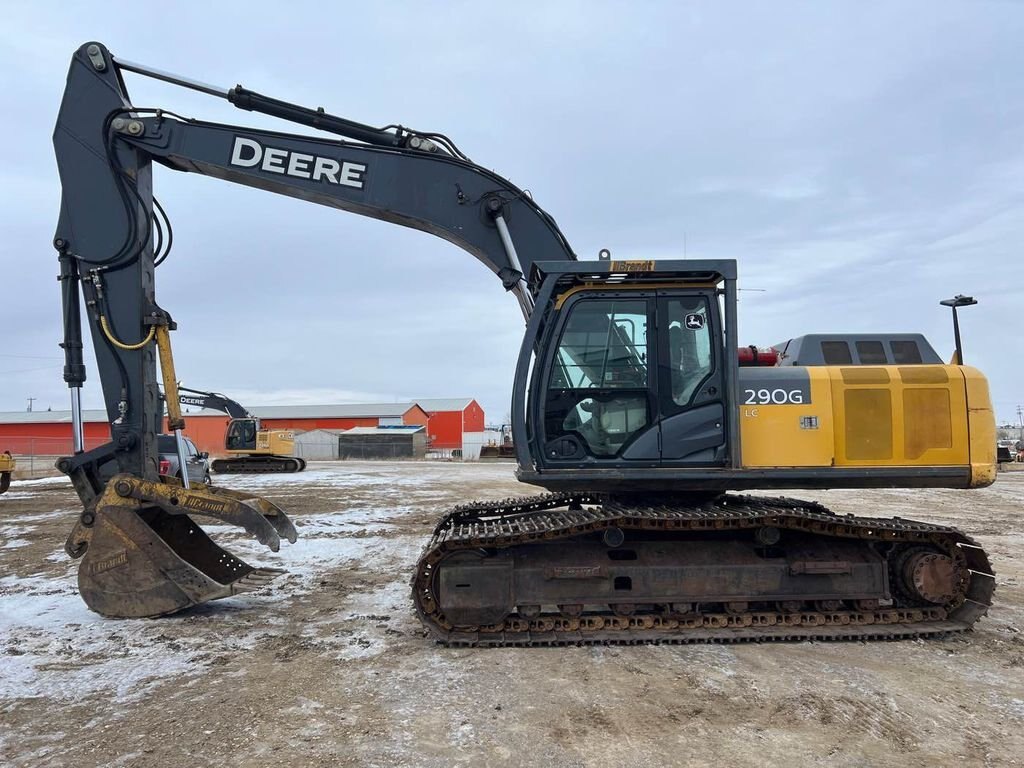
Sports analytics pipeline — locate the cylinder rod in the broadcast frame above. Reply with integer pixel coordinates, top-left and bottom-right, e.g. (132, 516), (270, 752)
(493, 213), (535, 319)
(173, 428), (191, 490)
(70, 387), (84, 454)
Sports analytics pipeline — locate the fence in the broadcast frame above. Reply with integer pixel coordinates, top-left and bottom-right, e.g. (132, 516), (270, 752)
(1, 436), (109, 478)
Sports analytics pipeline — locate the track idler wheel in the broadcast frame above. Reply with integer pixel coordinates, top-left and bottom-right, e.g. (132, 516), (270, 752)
(900, 549), (957, 604)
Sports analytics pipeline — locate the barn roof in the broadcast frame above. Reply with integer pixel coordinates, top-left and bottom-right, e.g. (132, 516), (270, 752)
(249, 403), (419, 419)
(0, 409), (109, 424)
(413, 398), (477, 413)
(342, 426), (426, 435)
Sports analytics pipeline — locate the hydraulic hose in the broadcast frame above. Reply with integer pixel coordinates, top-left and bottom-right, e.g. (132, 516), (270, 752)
(99, 314), (155, 351)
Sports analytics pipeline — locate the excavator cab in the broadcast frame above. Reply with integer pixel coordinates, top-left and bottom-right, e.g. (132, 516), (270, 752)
(536, 286), (726, 468)
(226, 418), (258, 451)
(516, 261), (738, 491)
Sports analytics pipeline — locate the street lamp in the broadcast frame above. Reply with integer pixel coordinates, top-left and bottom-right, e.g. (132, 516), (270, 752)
(940, 295), (978, 365)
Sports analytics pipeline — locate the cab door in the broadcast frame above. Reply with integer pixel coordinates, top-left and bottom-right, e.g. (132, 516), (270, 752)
(539, 293), (661, 464)
(655, 292), (727, 464)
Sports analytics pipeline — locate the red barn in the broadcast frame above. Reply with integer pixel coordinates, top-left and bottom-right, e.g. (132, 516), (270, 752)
(414, 398), (485, 452)
(0, 402), (432, 458)
(0, 410), (111, 455)
(0, 401), (489, 458)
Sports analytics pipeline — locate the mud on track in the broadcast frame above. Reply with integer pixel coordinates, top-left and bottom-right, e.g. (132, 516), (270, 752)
(1, 462), (1022, 767)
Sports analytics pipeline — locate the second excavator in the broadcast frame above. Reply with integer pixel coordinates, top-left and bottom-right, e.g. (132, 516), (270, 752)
(49, 42), (996, 643)
(0, 451), (14, 495)
(177, 386), (305, 473)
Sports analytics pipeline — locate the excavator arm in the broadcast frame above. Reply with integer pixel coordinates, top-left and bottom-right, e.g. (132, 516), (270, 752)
(177, 387), (253, 420)
(53, 41), (576, 495)
(51, 42), (578, 617)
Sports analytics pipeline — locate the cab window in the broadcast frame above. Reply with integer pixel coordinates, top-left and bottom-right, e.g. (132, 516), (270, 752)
(545, 299), (650, 458)
(549, 300), (648, 390)
(666, 298), (713, 406)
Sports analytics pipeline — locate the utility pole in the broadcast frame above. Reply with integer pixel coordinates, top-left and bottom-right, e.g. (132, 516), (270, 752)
(26, 397), (35, 412)
(1017, 405), (1022, 429)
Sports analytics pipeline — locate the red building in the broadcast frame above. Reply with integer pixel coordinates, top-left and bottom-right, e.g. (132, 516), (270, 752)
(0, 400), (485, 457)
(414, 398), (486, 451)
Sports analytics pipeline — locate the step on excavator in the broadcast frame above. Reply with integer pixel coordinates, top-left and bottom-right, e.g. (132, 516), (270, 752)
(50, 42), (997, 642)
(0, 451), (14, 495)
(177, 386), (306, 473)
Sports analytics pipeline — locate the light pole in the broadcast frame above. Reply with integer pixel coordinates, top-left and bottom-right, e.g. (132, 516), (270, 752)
(940, 295), (978, 365)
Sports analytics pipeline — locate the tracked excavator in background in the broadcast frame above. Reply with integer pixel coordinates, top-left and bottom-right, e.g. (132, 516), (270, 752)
(176, 386), (306, 473)
(0, 451), (14, 494)
(51, 42), (997, 642)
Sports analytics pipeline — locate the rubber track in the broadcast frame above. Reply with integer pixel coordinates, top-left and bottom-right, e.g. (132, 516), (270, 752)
(211, 456), (303, 474)
(412, 493), (996, 647)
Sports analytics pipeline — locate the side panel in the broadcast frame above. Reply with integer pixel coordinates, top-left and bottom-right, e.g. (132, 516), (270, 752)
(962, 366), (997, 488)
(740, 364), (981, 471)
(739, 368), (834, 467)
(830, 366), (969, 467)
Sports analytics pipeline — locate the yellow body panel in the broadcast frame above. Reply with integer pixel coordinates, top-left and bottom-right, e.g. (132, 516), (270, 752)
(962, 366), (997, 487)
(739, 369), (835, 467)
(740, 365), (995, 487)
(226, 429), (295, 457)
(0, 453), (15, 473)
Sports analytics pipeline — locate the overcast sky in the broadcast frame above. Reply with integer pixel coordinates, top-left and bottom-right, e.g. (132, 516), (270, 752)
(2, 2), (1022, 425)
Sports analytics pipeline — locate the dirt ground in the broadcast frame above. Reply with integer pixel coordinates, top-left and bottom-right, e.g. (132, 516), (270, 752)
(1, 462), (1022, 768)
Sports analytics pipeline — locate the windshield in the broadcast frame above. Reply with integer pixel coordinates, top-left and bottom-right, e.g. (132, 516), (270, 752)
(550, 299), (648, 390)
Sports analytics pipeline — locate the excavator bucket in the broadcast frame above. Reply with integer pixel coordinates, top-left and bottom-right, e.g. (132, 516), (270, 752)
(65, 474), (297, 618)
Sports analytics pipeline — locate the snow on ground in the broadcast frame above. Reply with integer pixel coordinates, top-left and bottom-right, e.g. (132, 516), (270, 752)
(0, 463), (443, 704)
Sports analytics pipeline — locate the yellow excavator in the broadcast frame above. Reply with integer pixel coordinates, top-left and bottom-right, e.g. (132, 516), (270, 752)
(0, 451), (14, 495)
(177, 386), (305, 473)
(49, 42), (996, 644)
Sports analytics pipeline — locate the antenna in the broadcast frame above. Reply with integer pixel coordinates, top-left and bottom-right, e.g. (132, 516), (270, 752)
(940, 295), (978, 365)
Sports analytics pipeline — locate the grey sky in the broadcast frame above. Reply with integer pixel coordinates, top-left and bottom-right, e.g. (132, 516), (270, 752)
(1, 2), (1021, 425)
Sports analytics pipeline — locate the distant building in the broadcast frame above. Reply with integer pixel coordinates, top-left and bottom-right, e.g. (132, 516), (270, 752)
(0, 399), (484, 458)
(413, 398), (485, 453)
(338, 426), (427, 459)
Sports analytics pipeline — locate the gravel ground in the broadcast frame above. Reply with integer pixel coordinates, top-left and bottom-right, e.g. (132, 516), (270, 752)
(1, 462), (1022, 767)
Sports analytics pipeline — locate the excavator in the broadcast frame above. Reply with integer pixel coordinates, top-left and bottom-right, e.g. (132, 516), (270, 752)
(50, 42), (996, 643)
(0, 451), (14, 495)
(177, 386), (306, 473)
